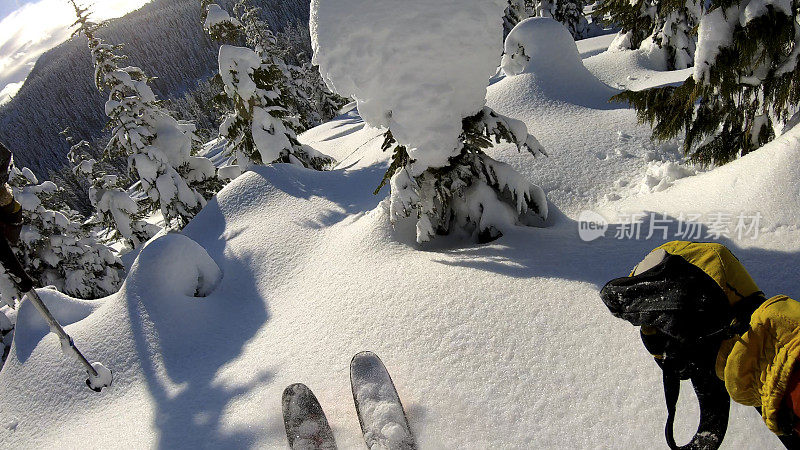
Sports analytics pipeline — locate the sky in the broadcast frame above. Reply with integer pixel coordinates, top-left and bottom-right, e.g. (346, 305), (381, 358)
(0, 0), (152, 105)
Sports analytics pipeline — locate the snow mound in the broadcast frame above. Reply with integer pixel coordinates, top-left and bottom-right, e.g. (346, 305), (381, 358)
(502, 18), (583, 77)
(125, 233), (222, 298)
(311, 0), (507, 173)
(497, 18), (620, 108)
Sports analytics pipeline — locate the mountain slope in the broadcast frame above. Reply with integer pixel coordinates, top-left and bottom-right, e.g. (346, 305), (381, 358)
(0, 0), (309, 177)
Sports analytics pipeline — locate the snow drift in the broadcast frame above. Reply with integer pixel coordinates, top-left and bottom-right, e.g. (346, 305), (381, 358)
(608, 126), (800, 232)
(499, 18), (620, 108)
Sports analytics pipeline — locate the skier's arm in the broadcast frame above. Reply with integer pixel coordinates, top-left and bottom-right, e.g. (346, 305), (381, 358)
(0, 142), (22, 244)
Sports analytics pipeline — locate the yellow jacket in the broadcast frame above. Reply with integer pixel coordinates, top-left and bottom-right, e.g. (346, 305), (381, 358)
(651, 241), (800, 434)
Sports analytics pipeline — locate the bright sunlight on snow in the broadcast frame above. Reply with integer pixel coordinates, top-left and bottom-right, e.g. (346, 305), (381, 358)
(0, 0), (152, 104)
(0, 2), (798, 449)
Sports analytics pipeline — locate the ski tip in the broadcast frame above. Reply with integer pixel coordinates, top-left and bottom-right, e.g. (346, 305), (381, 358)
(350, 350), (382, 367)
(351, 350), (377, 360)
(349, 352), (417, 450)
(282, 383), (337, 450)
(282, 382), (310, 400)
(350, 351), (387, 379)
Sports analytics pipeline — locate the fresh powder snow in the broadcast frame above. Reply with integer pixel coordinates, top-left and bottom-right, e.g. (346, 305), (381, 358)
(0, 10), (796, 450)
(311, 0), (509, 174)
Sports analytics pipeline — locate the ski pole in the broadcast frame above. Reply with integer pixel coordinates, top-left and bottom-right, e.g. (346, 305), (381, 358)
(0, 235), (112, 392)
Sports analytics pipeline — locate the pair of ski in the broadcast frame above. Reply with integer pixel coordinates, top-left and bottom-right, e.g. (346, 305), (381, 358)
(282, 351), (416, 449)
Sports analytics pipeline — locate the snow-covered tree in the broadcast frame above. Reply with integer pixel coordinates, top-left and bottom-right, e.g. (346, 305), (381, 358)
(506, 0), (592, 40)
(0, 165), (123, 307)
(549, 0), (591, 39)
(504, 0), (537, 37)
(378, 108), (548, 243)
(232, 0), (347, 128)
(216, 45), (333, 170)
(201, 0), (242, 42)
(203, 2), (334, 170)
(66, 135), (159, 249)
(288, 61), (349, 127)
(598, 0), (701, 70)
(71, 1), (219, 229)
(614, 0), (800, 164)
(312, 0), (548, 244)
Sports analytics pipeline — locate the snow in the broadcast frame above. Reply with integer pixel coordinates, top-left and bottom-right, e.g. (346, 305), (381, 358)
(87, 362), (113, 391)
(605, 128), (800, 233)
(218, 45), (262, 105)
(203, 4), (241, 31)
(311, 0), (508, 174)
(1, 15), (797, 450)
(693, 6), (739, 83)
(502, 18), (581, 76)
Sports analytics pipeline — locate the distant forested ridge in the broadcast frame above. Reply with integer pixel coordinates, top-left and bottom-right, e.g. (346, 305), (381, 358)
(0, 0), (310, 178)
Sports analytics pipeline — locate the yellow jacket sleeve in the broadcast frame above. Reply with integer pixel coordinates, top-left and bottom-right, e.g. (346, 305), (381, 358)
(718, 295), (800, 434)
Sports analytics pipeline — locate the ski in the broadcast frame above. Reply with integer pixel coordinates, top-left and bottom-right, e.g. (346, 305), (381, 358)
(282, 383), (337, 450)
(350, 351), (416, 450)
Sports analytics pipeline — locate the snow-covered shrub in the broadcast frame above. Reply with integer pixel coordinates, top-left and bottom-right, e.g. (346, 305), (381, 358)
(0, 166), (123, 307)
(204, 2), (334, 170)
(312, 0), (548, 243)
(599, 0), (701, 70)
(0, 304), (13, 365)
(614, 0), (800, 164)
(72, 1), (220, 229)
(379, 108), (548, 243)
(67, 137), (159, 249)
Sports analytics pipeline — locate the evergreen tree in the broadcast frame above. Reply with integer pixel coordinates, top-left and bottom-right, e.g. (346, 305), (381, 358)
(550, 0), (591, 39)
(378, 107), (548, 244)
(506, 0), (592, 40)
(613, 0), (800, 164)
(233, 0), (347, 128)
(66, 134), (159, 249)
(0, 165), (124, 306)
(295, 60), (349, 125)
(504, 0), (537, 37)
(203, 2), (334, 170)
(71, 1), (219, 229)
(597, 0), (701, 69)
(201, 0), (242, 43)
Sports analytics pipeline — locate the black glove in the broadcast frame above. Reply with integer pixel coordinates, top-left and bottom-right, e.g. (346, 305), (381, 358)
(0, 190), (22, 244)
